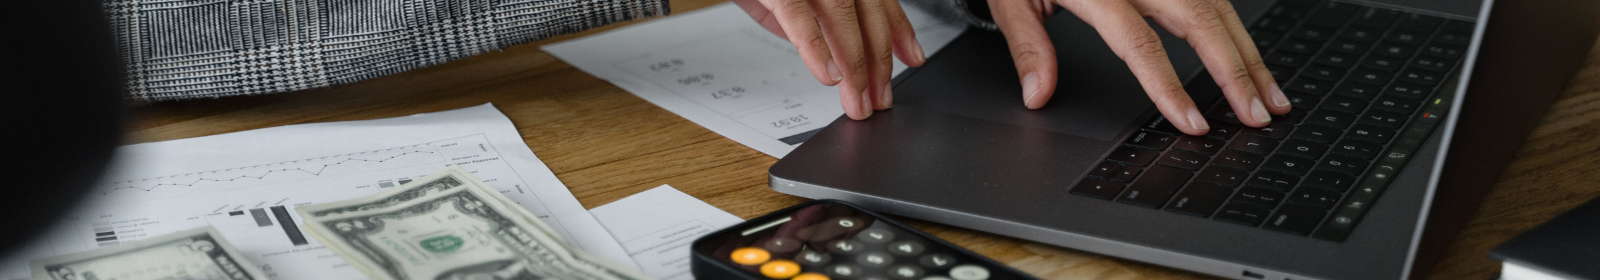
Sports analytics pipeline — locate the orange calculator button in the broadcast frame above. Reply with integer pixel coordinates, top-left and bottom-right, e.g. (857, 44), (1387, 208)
(760, 260), (801, 278)
(792, 272), (830, 280)
(730, 247), (771, 265)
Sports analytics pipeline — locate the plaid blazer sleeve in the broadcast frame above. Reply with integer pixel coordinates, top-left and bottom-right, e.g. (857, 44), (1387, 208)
(105, 0), (669, 101)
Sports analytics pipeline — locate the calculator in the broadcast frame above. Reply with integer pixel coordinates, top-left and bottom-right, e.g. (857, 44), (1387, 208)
(690, 200), (1036, 280)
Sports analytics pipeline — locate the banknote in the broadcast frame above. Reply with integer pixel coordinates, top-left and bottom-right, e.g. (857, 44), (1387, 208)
(30, 226), (267, 280)
(297, 166), (651, 280)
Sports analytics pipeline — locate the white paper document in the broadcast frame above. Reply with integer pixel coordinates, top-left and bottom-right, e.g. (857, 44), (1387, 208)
(590, 185), (744, 280)
(0, 104), (637, 280)
(545, 3), (966, 158)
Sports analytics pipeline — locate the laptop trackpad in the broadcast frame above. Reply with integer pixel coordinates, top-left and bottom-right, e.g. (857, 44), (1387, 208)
(892, 13), (1203, 141)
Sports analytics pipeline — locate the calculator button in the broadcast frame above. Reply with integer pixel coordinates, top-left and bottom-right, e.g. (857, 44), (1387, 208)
(949, 264), (992, 280)
(764, 237), (802, 254)
(858, 253), (894, 268)
(889, 265), (926, 279)
(831, 240), (865, 254)
(888, 241), (926, 256)
(857, 228), (895, 243)
(761, 260), (802, 278)
(798, 250), (832, 265)
(794, 272), (831, 280)
(730, 247), (770, 265)
(919, 254), (956, 268)
(826, 264), (862, 278)
(834, 217), (864, 229)
(921, 277), (953, 280)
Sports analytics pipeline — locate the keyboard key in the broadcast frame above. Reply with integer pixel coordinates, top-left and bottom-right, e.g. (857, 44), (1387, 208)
(1139, 115), (1185, 135)
(1286, 92), (1319, 110)
(1346, 68), (1394, 85)
(1319, 96), (1368, 114)
(1278, 139), (1329, 159)
(1396, 13), (1443, 32)
(1197, 165), (1249, 187)
(1346, 124), (1396, 143)
(1332, 139), (1383, 159)
(1289, 27), (1334, 42)
(1411, 57), (1456, 72)
(1360, 56), (1404, 72)
(1213, 150), (1265, 171)
(1304, 170), (1356, 192)
(1263, 155), (1316, 174)
(1242, 121), (1292, 139)
(1384, 82), (1433, 99)
(1306, 109), (1356, 129)
(1070, 178), (1127, 200)
(1333, 83), (1381, 99)
(1398, 69), (1446, 86)
(1172, 135), (1226, 154)
(1272, 110), (1308, 124)
(1227, 134), (1279, 155)
(1207, 121), (1242, 140)
(1318, 154), (1371, 175)
(1267, 65), (1295, 82)
(1089, 161), (1121, 178)
(1277, 40), (1322, 55)
(1125, 131), (1177, 150)
(1372, 42), (1417, 58)
(1165, 182), (1234, 217)
(1215, 203), (1273, 226)
(1157, 150), (1210, 170)
(1299, 65), (1346, 81)
(1383, 30), (1427, 46)
(1338, 27), (1382, 42)
(1291, 125), (1342, 143)
(1372, 96), (1420, 113)
(1325, 40), (1370, 55)
(1420, 43), (1465, 59)
(1288, 188), (1342, 208)
(1360, 111), (1409, 128)
(1313, 52), (1358, 68)
(1350, 7), (1402, 29)
(1285, 79), (1332, 95)
(1268, 5), (1309, 19)
(1263, 203), (1328, 235)
(1117, 165), (1193, 208)
(1256, 18), (1295, 32)
(1266, 53), (1309, 67)
(1433, 31), (1472, 46)
(1232, 187), (1286, 208)
(1108, 146), (1160, 166)
(1206, 103), (1243, 123)
(1443, 19), (1475, 32)
(1111, 165), (1142, 182)
(1302, 1), (1358, 28)
(1248, 170), (1300, 192)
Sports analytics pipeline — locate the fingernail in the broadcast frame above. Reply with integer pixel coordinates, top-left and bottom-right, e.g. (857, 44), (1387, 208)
(860, 85), (874, 117)
(913, 42), (927, 64)
(827, 60), (843, 82)
(1269, 85), (1291, 107)
(1186, 107), (1209, 131)
(1250, 97), (1272, 123)
(1022, 73), (1040, 106)
(880, 83), (894, 109)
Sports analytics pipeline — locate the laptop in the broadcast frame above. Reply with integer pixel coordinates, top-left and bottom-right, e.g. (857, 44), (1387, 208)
(769, 0), (1600, 279)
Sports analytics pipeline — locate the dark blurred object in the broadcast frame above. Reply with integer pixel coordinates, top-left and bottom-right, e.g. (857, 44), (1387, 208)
(0, 1), (126, 255)
(1489, 195), (1600, 280)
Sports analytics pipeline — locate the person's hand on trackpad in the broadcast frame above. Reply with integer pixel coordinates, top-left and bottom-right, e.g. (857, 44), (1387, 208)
(991, 0), (1292, 135)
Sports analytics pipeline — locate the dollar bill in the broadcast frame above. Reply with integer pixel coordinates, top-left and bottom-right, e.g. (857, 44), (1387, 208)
(297, 166), (651, 280)
(30, 226), (268, 280)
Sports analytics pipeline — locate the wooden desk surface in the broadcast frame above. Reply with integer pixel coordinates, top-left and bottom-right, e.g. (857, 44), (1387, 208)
(127, 1), (1600, 279)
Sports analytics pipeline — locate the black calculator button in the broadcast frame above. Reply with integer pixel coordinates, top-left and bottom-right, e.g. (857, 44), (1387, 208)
(920, 254), (956, 269)
(831, 240), (865, 254)
(858, 253), (894, 267)
(798, 250), (831, 265)
(949, 264), (993, 280)
(826, 264), (863, 278)
(888, 241), (926, 256)
(764, 237), (802, 254)
(857, 228), (895, 243)
(888, 265), (925, 279)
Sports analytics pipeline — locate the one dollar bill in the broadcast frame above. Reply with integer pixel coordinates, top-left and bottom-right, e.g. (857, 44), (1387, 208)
(296, 166), (652, 280)
(30, 225), (268, 280)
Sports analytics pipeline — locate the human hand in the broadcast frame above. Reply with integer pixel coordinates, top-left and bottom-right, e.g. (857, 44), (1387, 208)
(993, 0), (1292, 135)
(732, 0), (927, 120)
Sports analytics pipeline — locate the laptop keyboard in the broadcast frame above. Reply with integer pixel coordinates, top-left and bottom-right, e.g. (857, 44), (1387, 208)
(1069, 0), (1471, 242)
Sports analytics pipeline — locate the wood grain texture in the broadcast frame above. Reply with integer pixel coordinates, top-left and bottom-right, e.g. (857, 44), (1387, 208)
(123, 1), (1600, 279)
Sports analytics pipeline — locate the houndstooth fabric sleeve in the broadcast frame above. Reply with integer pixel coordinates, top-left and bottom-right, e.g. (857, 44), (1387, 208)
(105, 0), (669, 101)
